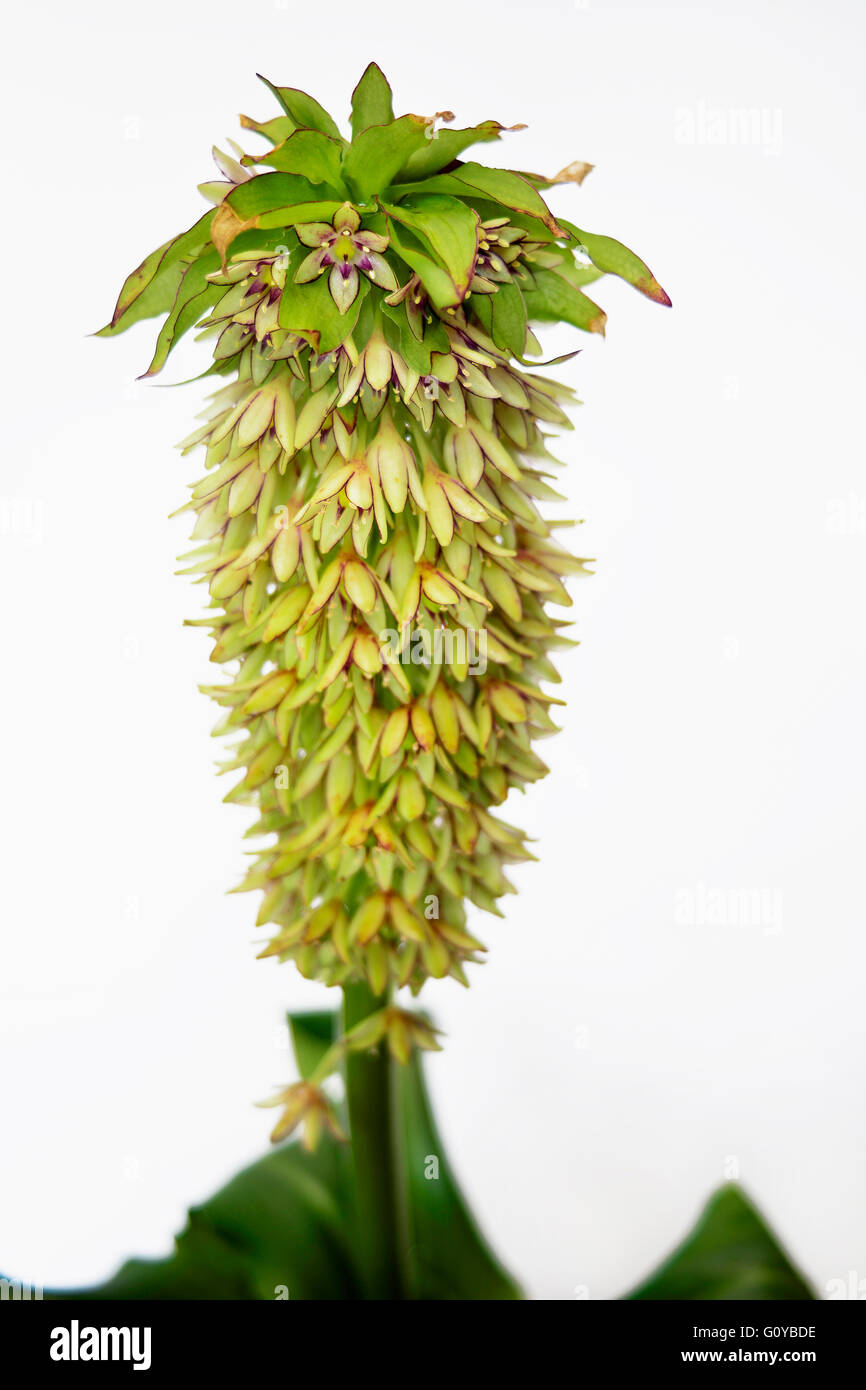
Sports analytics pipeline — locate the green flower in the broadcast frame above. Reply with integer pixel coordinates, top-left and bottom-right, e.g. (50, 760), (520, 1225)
(100, 62), (669, 1134)
(295, 203), (398, 312)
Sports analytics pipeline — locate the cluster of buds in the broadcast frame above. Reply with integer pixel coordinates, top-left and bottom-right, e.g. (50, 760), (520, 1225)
(103, 64), (668, 1133)
(259, 1006), (440, 1146)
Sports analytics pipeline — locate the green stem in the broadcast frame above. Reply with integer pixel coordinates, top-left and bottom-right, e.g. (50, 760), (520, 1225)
(342, 981), (409, 1299)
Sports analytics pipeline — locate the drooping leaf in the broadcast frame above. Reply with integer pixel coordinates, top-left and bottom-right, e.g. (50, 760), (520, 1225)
(256, 75), (341, 140)
(342, 115), (432, 201)
(521, 266), (607, 335)
(350, 62), (394, 137)
(626, 1185), (815, 1301)
(478, 278), (528, 357)
(381, 214), (462, 312)
(142, 251), (222, 376)
(395, 121), (524, 183)
(392, 161), (564, 237)
(382, 194), (479, 301)
(560, 219), (672, 306)
(97, 211), (215, 335)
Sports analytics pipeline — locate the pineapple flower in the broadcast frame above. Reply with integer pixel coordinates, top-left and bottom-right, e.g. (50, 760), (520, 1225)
(103, 64), (670, 1140)
(295, 203), (398, 312)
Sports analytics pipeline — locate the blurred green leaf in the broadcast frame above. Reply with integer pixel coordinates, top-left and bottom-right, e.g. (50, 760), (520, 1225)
(34, 1008), (519, 1300)
(401, 1043), (522, 1300)
(48, 1141), (359, 1301)
(626, 1185), (815, 1301)
(289, 1010), (338, 1080)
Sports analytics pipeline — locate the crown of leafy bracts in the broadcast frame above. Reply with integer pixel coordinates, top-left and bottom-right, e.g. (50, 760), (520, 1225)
(101, 63), (669, 1145)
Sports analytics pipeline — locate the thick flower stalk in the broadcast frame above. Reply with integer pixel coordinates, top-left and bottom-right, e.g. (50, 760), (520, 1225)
(101, 64), (669, 1147)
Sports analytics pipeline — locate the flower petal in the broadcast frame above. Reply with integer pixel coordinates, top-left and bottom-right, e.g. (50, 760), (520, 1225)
(296, 222), (336, 248)
(354, 230), (390, 254)
(329, 262), (359, 313)
(333, 202), (361, 232)
(361, 252), (398, 291)
(294, 248), (328, 283)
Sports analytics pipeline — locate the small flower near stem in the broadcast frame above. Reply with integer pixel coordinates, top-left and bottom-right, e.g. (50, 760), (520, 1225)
(258, 1080), (346, 1150)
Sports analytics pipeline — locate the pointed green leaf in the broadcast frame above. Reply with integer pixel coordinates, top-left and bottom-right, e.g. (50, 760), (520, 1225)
(239, 111), (298, 147)
(396, 121), (518, 182)
(391, 161), (564, 236)
(450, 163), (563, 232)
(382, 302), (448, 376)
(521, 265), (607, 335)
(350, 62), (394, 137)
(141, 250), (222, 376)
(382, 194), (479, 301)
(255, 130), (346, 191)
(97, 210), (215, 336)
(342, 114), (431, 201)
(482, 278), (528, 357)
(401, 1045), (521, 1300)
(257, 74), (341, 139)
(381, 214), (461, 312)
(626, 1185), (815, 1301)
(561, 219), (671, 306)
(43, 1141), (359, 1301)
(289, 1009), (339, 1080)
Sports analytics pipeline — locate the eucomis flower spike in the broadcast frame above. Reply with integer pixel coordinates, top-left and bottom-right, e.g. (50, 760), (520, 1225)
(101, 62), (669, 1144)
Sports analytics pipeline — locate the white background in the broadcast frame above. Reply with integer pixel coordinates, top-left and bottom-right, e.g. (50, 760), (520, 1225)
(1, 0), (864, 1300)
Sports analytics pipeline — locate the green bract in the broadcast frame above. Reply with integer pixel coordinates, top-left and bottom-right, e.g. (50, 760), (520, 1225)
(102, 63), (669, 1144)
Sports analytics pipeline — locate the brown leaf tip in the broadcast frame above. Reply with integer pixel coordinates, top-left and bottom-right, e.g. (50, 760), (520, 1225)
(639, 277), (673, 308)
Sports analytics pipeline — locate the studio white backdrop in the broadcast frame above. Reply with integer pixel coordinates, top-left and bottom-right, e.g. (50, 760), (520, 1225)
(1, 0), (864, 1300)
